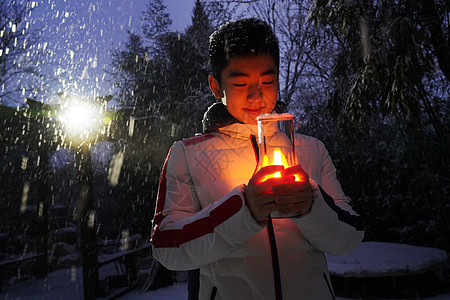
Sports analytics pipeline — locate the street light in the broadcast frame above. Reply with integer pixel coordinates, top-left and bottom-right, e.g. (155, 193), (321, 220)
(58, 99), (112, 147)
(57, 96), (113, 300)
(2, 95), (120, 299)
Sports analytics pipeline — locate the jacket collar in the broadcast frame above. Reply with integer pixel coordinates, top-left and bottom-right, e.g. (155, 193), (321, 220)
(202, 102), (240, 133)
(219, 123), (258, 140)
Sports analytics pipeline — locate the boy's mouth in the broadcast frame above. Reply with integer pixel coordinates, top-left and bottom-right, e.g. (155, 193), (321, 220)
(244, 107), (263, 115)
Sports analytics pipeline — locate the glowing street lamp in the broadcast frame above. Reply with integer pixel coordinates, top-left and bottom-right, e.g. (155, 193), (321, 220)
(57, 96), (113, 300)
(4, 96), (116, 299)
(58, 99), (112, 147)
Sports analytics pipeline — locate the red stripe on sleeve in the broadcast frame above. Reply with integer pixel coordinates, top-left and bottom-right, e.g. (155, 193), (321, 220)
(153, 146), (173, 228)
(152, 195), (242, 248)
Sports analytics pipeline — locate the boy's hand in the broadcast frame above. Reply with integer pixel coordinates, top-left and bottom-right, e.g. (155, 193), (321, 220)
(244, 165), (313, 222)
(272, 165), (313, 216)
(244, 165), (298, 223)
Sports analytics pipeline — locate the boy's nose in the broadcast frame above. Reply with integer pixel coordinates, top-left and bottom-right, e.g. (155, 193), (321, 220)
(247, 84), (263, 102)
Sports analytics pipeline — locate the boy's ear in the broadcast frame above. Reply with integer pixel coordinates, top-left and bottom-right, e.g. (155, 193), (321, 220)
(209, 75), (224, 99)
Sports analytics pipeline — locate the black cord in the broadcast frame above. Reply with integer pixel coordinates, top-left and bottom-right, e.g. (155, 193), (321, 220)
(251, 134), (283, 299)
(267, 215), (283, 300)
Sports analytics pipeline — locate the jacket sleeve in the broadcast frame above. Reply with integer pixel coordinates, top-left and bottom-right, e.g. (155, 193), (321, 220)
(151, 141), (265, 271)
(292, 139), (364, 256)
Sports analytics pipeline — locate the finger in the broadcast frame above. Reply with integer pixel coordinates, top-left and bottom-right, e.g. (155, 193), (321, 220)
(277, 206), (297, 215)
(254, 200), (282, 219)
(277, 202), (311, 215)
(275, 195), (300, 204)
(258, 193), (278, 205)
(283, 164), (309, 182)
(264, 201), (282, 212)
(271, 181), (311, 194)
(252, 165), (285, 184)
(259, 175), (295, 191)
(250, 175), (294, 195)
(246, 192), (277, 208)
(283, 164), (306, 176)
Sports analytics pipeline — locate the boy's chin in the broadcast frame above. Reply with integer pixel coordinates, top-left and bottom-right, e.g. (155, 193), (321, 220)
(241, 117), (257, 125)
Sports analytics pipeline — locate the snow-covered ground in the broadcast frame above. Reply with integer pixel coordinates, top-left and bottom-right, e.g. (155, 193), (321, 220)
(2, 242), (449, 299)
(326, 242), (449, 277)
(3, 275), (450, 300)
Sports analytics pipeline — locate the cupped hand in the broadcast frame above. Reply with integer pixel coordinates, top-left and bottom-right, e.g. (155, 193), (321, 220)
(271, 165), (313, 216)
(245, 165), (301, 222)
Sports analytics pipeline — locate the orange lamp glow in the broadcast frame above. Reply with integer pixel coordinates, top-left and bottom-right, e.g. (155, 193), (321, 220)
(260, 148), (303, 183)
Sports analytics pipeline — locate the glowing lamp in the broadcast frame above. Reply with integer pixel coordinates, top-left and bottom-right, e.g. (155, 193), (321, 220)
(263, 148), (286, 176)
(257, 113), (303, 218)
(257, 113), (299, 180)
(58, 99), (111, 146)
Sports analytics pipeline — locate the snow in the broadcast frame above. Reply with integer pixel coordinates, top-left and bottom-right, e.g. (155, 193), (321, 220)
(4, 277), (450, 300)
(2, 242), (449, 299)
(49, 148), (75, 170)
(51, 226), (77, 234)
(0, 0), (195, 109)
(119, 284), (450, 300)
(2, 267), (83, 300)
(48, 141), (115, 173)
(326, 241), (449, 277)
(105, 99), (124, 111)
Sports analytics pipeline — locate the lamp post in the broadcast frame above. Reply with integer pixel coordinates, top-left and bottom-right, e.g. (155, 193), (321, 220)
(1, 96), (117, 299)
(58, 97), (112, 300)
(75, 143), (99, 300)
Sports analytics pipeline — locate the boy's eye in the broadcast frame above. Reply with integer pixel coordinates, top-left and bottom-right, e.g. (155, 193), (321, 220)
(262, 81), (274, 85)
(233, 83), (247, 87)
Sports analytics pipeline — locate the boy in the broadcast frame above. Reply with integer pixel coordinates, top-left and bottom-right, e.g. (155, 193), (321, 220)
(152, 18), (364, 299)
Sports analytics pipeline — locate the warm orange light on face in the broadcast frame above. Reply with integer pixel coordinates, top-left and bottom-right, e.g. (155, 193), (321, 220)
(260, 148), (302, 182)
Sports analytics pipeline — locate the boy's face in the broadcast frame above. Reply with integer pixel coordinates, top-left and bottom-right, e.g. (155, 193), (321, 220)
(209, 54), (278, 125)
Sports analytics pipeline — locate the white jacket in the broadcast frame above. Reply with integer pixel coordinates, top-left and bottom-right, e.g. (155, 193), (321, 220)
(152, 122), (364, 300)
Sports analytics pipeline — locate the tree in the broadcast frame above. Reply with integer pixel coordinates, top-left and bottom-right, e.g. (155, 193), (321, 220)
(111, 0), (218, 134)
(107, 0), (220, 226)
(186, 0), (214, 58)
(308, 0), (450, 247)
(308, 0), (449, 125)
(0, 0), (48, 107)
(110, 32), (151, 108)
(141, 0), (172, 56)
(421, 0), (450, 80)
(204, 0), (242, 29)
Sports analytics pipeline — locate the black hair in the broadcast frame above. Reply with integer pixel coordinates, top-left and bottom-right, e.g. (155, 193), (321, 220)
(209, 17), (280, 84)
